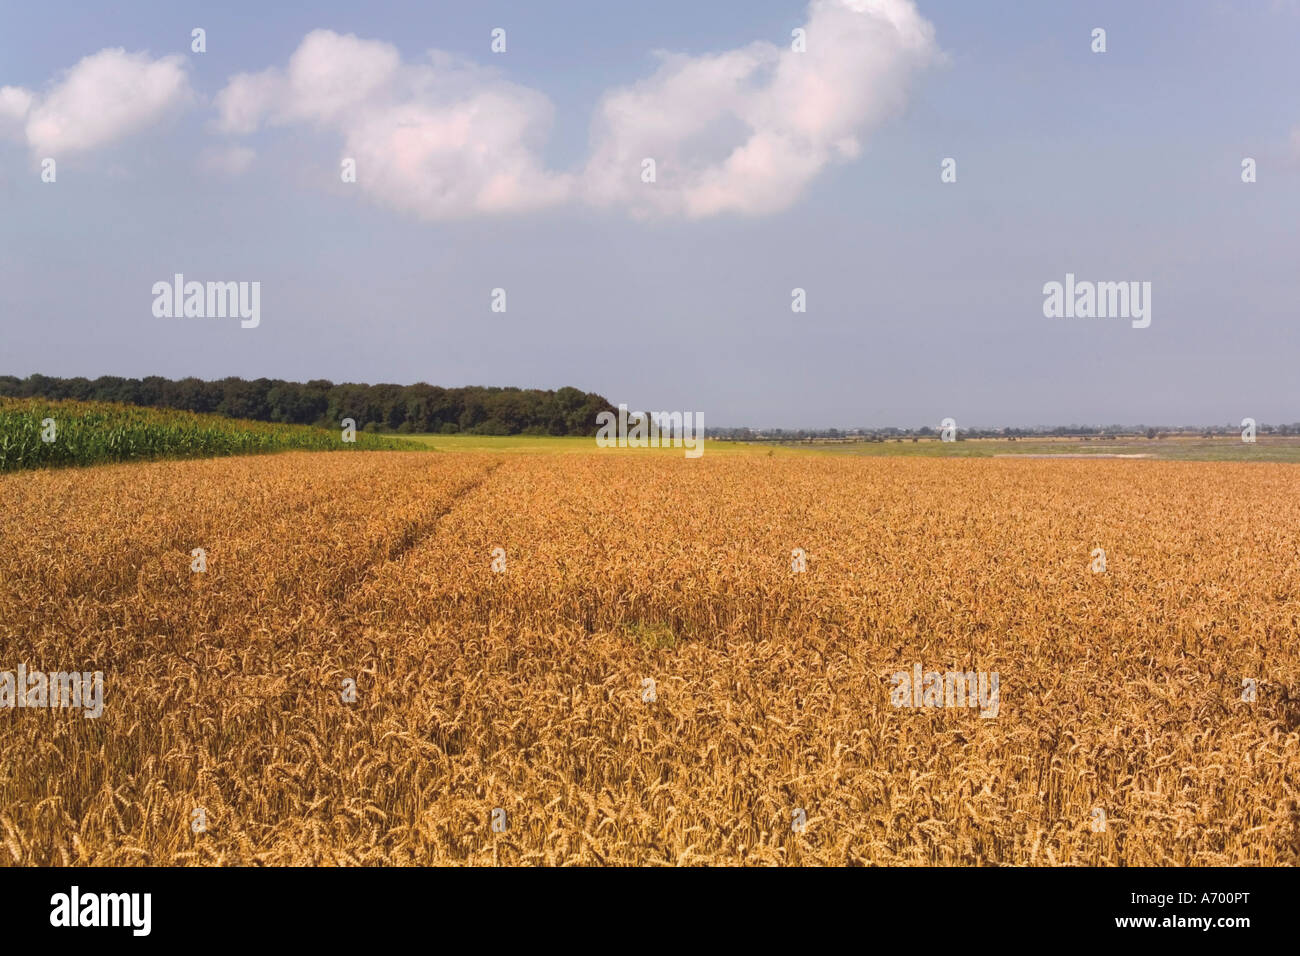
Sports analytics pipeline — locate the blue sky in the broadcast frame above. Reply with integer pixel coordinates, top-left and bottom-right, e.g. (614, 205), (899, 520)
(1, 1), (1298, 427)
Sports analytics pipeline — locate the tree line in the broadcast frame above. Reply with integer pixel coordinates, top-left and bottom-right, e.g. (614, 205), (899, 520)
(0, 375), (617, 436)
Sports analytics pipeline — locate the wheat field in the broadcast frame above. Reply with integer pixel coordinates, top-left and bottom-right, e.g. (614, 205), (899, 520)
(0, 450), (1296, 865)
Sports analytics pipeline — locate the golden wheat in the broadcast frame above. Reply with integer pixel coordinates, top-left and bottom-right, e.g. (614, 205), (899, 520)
(0, 451), (1296, 865)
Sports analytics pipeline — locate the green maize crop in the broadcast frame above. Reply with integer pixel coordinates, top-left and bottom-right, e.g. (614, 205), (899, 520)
(0, 398), (425, 472)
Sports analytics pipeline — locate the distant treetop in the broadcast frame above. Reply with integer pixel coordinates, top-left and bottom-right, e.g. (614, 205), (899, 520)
(0, 375), (616, 436)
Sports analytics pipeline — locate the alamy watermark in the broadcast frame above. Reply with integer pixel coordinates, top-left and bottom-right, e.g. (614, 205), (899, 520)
(1043, 273), (1150, 328)
(1, 665), (103, 718)
(891, 662), (999, 718)
(50, 886), (150, 936)
(596, 405), (704, 458)
(152, 274), (260, 328)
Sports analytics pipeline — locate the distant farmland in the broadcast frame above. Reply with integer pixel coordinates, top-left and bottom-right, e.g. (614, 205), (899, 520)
(747, 434), (1300, 463)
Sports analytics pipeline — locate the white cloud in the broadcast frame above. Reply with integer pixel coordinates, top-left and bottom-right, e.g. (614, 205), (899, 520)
(3, 48), (192, 156)
(583, 0), (939, 218)
(213, 4), (938, 222)
(214, 30), (571, 220)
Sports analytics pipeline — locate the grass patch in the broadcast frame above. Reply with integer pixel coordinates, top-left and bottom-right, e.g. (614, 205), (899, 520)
(403, 433), (815, 456)
(408, 432), (1300, 463)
